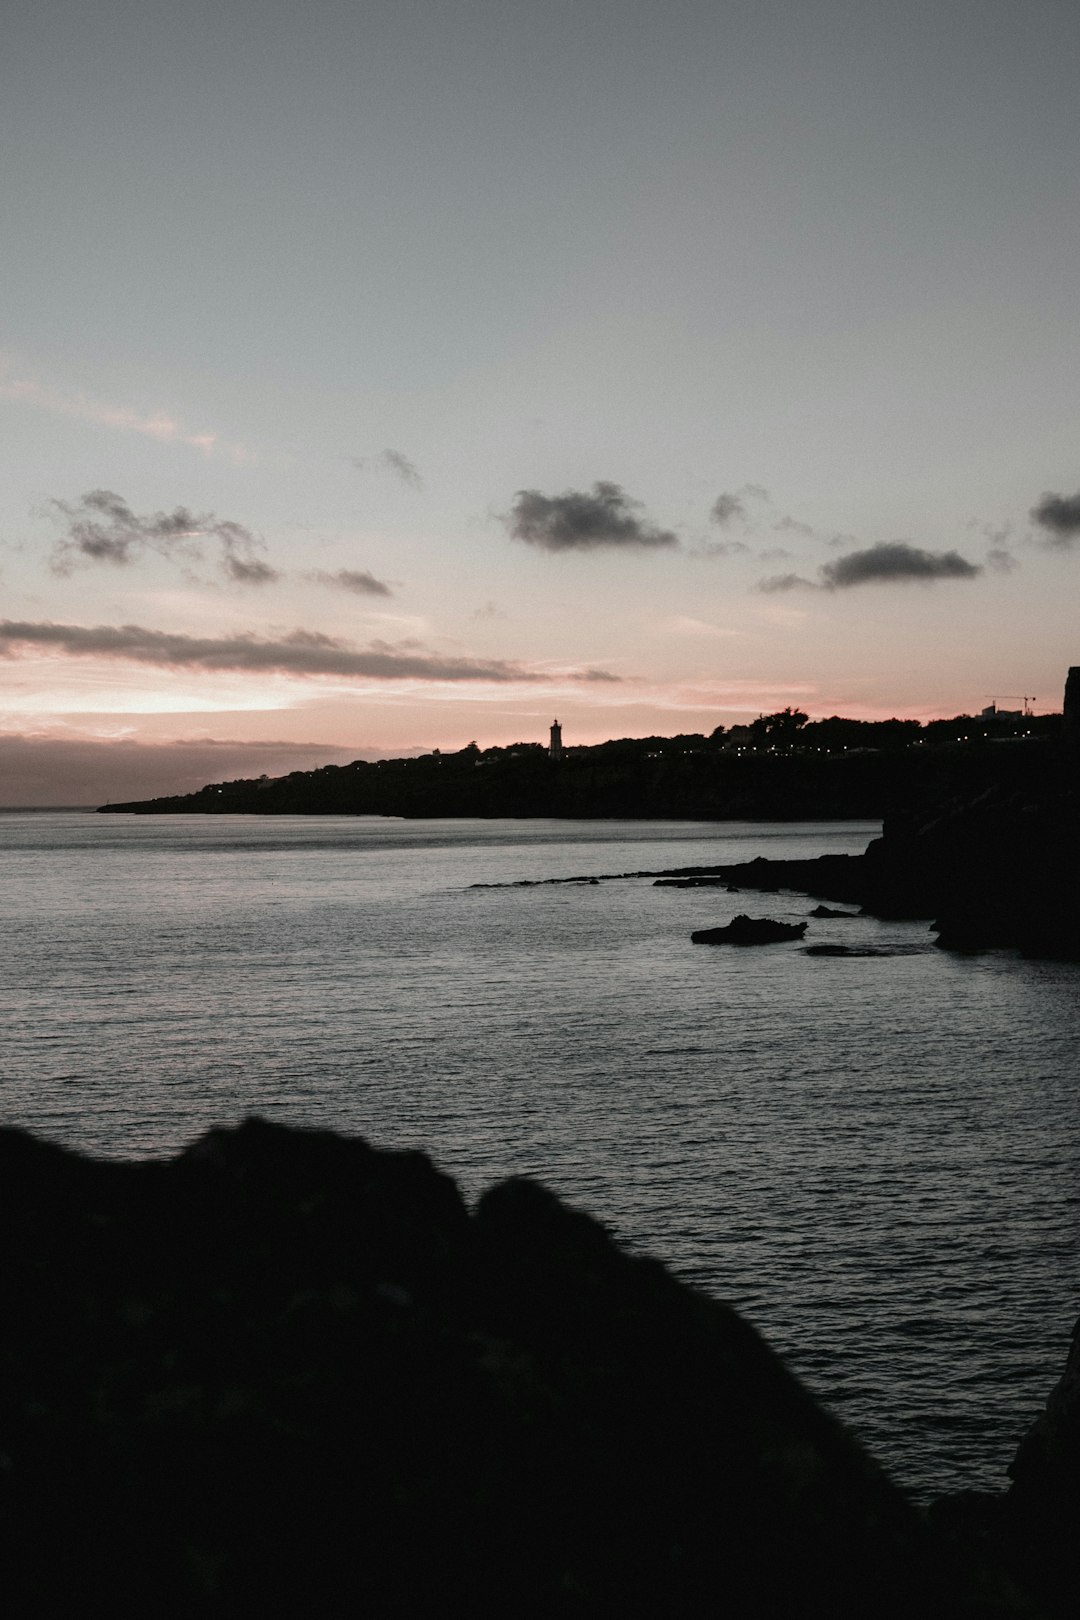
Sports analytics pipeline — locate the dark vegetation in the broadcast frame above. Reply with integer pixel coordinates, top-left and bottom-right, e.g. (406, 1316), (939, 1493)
(104, 707), (1062, 820)
(4, 1117), (1070, 1617)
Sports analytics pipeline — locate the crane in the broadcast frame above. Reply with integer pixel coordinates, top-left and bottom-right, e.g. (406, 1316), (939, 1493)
(984, 695), (1035, 717)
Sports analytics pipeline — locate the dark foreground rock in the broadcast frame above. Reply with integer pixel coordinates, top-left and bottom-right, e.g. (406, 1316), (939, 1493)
(691, 914), (809, 945)
(931, 1316), (1080, 1620)
(0, 1119), (1039, 1617)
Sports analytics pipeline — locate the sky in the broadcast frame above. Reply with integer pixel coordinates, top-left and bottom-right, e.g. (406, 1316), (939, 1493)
(3, 0), (1079, 804)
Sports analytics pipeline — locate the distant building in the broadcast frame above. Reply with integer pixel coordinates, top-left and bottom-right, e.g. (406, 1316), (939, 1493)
(549, 719), (563, 760)
(980, 703), (1022, 721)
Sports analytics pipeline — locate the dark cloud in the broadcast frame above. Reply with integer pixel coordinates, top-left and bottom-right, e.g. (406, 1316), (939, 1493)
(506, 481), (677, 552)
(756, 541), (981, 593)
(307, 568), (393, 597)
(710, 492), (746, 527)
(46, 490), (280, 584)
(352, 449), (424, 490)
(0, 619), (617, 684)
(757, 573), (815, 593)
(820, 542), (981, 589)
(1031, 491), (1080, 543)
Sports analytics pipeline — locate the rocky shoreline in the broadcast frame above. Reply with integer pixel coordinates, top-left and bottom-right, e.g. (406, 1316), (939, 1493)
(2, 1117), (1075, 1616)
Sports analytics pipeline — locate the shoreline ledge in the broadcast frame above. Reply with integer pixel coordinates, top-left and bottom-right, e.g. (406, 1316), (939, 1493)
(2, 1116), (1071, 1615)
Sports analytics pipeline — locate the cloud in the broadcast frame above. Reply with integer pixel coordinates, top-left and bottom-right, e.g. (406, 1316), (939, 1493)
(759, 543), (980, 591)
(381, 448), (423, 490)
(1031, 491), (1080, 544)
(772, 514), (816, 540)
(352, 448), (424, 490)
(757, 573), (816, 594)
(986, 546), (1018, 573)
(0, 370), (252, 461)
(710, 492), (746, 527)
(0, 619), (617, 685)
(657, 616), (739, 638)
(709, 484), (769, 529)
(307, 567), (393, 597)
(820, 542), (981, 588)
(46, 490), (280, 585)
(505, 481), (677, 552)
(693, 537), (750, 558)
(472, 600), (507, 620)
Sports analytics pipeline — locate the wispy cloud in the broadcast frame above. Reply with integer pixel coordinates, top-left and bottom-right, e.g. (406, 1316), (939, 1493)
(656, 616), (740, 639)
(0, 370), (253, 462)
(758, 541), (981, 592)
(709, 484), (769, 528)
(46, 490), (280, 585)
(1031, 491), (1080, 545)
(758, 572), (816, 594)
(505, 482), (677, 552)
(352, 448), (424, 490)
(306, 567), (393, 597)
(693, 536), (750, 558)
(0, 619), (619, 685)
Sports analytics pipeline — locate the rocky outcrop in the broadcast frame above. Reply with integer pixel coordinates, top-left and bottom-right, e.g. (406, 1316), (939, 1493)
(0, 1119), (1035, 1617)
(697, 672), (1080, 958)
(691, 914), (809, 945)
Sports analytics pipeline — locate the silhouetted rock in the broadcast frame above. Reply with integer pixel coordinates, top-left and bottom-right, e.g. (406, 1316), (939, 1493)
(1002, 1314), (1080, 1617)
(691, 914), (809, 945)
(809, 904), (860, 918)
(0, 1118), (1030, 1617)
(930, 1314), (1080, 1620)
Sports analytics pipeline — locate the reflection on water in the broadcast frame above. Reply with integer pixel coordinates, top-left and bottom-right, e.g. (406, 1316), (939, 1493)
(2, 811), (1078, 1499)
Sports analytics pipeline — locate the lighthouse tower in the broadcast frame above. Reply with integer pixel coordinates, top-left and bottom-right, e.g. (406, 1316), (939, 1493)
(549, 718), (563, 760)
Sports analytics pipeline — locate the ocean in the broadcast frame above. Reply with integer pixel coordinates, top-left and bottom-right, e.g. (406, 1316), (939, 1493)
(3, 810), (1078, 1501)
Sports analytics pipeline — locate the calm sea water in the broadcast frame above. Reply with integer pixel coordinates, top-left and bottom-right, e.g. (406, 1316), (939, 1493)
(3, 811), (1078, 1500)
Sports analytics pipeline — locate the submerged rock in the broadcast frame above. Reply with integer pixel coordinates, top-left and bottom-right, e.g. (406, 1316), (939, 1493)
(692, 914), (809, 945)
(0, 1117), (1029, 1617)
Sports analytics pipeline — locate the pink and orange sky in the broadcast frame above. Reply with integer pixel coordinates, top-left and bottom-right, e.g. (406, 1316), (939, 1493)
(3, 0), (1079, 804)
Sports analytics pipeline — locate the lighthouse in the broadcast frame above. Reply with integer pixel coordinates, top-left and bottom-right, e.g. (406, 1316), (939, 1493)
(549, 718), (563, 760)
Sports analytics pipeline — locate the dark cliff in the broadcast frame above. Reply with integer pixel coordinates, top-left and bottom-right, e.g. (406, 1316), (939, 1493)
(0, 1118), (1051, 1617)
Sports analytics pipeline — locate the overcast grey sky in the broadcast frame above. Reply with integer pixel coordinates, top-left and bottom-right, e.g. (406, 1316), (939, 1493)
(2, 0), (1079, 798)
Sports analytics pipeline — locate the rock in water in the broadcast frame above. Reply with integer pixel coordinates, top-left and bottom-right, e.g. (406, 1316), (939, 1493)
(691, 913), (809, 945)
(0, 1119), (1032, 1616)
